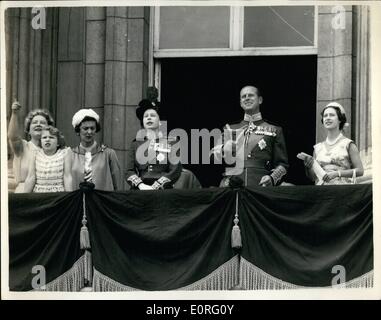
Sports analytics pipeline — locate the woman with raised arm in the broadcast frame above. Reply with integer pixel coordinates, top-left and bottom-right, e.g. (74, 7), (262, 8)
(7, 101), (54, 193)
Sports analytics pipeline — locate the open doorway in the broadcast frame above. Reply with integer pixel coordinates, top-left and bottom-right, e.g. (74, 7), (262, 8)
(160, 55), (317, 187)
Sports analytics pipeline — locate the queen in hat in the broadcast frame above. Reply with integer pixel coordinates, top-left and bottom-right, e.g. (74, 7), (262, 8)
(302, 102), (363, 185)
(69, 108), (122, 191)
(124, 93), (183, 190)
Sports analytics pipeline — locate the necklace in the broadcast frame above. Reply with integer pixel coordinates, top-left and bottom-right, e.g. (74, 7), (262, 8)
(80, 141), (96, 152)
(326, 133), (343, 146)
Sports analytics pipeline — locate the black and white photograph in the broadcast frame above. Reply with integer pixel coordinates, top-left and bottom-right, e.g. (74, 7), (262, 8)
(1, 0), (380, 301)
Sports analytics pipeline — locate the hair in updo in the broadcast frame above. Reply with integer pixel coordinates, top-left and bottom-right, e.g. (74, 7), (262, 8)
(24, 109), (54, 136)
(320, 106), (347, 130)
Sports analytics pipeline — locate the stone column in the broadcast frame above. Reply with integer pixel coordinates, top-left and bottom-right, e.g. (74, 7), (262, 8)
(56, 7), (107, 147)
(5, 7), (58, 125)
(352, 6), (372, 182)
(83, 7), (106, 138)
(5, 7), (58, 191)
(104, 7), (150, 188)
(316, 6), (353, 143)
(56, 7), (85, 145)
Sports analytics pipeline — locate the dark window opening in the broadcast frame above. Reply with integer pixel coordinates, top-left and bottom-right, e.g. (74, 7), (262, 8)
(160, 56), (317, 187)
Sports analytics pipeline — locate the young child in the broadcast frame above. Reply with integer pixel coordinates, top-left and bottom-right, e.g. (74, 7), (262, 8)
(24, 126), (73, 192)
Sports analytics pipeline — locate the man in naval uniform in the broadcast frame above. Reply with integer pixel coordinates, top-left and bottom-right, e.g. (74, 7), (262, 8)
(213, 85), (289, 187)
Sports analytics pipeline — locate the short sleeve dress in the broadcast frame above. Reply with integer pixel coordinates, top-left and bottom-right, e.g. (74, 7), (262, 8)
(33, 148), (66, 193)
(314, 136), (355, 185)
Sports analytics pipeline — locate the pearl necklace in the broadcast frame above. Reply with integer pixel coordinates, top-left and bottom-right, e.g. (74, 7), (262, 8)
(326, 133), (343, 146)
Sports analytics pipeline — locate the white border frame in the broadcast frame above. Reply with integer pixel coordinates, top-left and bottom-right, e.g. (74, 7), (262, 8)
(1, 0), (380, 301)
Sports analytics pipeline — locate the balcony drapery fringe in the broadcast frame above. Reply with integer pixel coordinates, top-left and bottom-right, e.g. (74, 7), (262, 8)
(84, 250), (93, 285)
(35, 251), (91, 291)
(239, 257), (301, 290)
(344, 270), (373, 288)
(93, 269), (139, 291)
(35, 255), (373, 291)
(177, 255), (239, 290)
(92, 255), (239, 291)
(239, 258), (374, 290)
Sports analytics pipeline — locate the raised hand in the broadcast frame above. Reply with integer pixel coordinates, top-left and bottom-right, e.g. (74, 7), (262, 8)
(11, 100), (21, 111)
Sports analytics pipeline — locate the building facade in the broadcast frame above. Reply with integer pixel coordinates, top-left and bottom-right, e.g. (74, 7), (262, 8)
(5, 5), (372, 189)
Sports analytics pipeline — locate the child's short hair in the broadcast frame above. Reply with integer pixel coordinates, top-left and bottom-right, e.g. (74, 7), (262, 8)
(41, 125), (66, 149)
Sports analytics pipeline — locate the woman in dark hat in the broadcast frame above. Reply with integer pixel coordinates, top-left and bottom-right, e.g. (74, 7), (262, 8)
(125, 97), (182, 190)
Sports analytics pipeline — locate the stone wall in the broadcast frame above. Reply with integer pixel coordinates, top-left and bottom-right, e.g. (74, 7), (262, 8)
(5, 7), (58, 131)
(316, 6), (353, 143)
(317, 5), (372, 183)
(52, 7), (150, 189)
(5, 6), (372, 189)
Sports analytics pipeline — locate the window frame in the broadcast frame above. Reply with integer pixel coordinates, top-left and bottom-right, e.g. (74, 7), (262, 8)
(153, 6), (318, 58)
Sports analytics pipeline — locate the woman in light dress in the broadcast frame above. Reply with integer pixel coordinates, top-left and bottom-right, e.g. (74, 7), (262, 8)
(7, 101), (54, 193)
(303, 102), (363, 185)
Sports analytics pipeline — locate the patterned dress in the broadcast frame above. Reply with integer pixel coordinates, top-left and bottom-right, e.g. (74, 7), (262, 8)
(33, 149), (66, 192)
(314, 136), (355, 185)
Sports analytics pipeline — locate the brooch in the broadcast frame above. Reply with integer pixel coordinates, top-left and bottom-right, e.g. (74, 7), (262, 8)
(258, 139), (267, 150)
(154, 143), (171, 153)
(157, 153), (165, 162)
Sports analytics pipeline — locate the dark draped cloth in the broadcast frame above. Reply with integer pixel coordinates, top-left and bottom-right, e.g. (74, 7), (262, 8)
(9, 192), (84, 291)
(85, 188), (238, 290)
(239, 184), (373, 287)
(8, 185), (373, 291)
